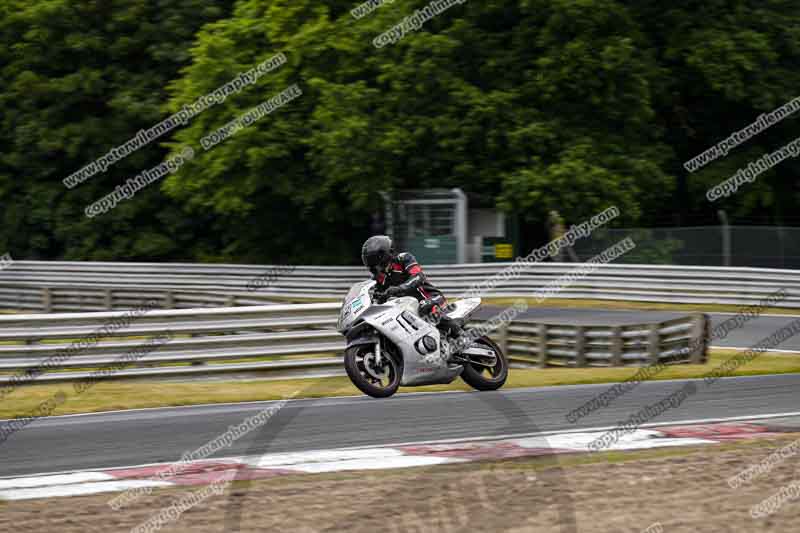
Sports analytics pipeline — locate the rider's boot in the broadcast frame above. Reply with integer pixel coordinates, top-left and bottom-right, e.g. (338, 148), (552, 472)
(440, 319), (471, 361)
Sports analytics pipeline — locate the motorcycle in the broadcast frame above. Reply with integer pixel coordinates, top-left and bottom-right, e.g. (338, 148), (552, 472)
(337, 279), (508, 398)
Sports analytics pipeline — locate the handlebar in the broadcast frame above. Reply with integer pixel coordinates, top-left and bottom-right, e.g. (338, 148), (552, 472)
(372, 289), (387, 304)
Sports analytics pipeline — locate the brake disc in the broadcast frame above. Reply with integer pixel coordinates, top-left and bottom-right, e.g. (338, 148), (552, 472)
(362, 352), (389, 380)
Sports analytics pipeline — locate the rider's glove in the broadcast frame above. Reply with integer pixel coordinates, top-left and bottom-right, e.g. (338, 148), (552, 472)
(383, 286), (403, 298)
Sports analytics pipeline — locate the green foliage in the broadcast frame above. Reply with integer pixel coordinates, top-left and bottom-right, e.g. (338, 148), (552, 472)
(0, 0), (233, 259)
(1, 0), (798, 263)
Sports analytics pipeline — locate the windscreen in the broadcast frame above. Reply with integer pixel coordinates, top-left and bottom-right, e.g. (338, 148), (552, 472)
(343, 280), (373, 305)
(338, 280), (375, 332)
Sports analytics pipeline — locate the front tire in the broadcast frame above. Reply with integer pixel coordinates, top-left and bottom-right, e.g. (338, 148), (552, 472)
(344, 343), (402, 398)
(460, 335), (508, 391)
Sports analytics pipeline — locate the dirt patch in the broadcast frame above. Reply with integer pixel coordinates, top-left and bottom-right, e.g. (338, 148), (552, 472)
(2, 437), (799, 532)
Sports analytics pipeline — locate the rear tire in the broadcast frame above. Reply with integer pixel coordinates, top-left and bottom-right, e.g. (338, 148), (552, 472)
(344, 343), (402, 398)
(460, 335), (508, 391)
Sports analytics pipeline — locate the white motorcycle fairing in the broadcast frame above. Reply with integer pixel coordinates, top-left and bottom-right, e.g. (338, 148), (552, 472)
(339, 279), (508, 397)
(338, 280), (486, 387)
(355, 296), (463, 386)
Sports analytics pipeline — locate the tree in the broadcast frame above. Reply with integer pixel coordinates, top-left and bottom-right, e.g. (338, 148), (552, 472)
(0, 0), (234, 260)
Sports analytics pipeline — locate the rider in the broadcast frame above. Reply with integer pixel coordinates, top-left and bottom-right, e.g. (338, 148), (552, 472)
(361, 235), (467, 351)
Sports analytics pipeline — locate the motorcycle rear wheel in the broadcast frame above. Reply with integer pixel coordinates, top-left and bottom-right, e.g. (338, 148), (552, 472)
(344, 344), (402, 398)
(460, 335), (508, 391)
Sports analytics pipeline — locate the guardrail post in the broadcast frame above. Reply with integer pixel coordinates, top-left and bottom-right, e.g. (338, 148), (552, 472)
(718, 209), (731, 267)
(104, 289), (113, 310)
(226, 295), (236, 307)
(42, 288), (52, 313)
(164, 291), (175, 309)
(610, 326), (623, 366)
(648, 323), (661, 365)
(575, 326), (587, 367)
(538, 323), (548, 368)
(690, 313), (708, 364)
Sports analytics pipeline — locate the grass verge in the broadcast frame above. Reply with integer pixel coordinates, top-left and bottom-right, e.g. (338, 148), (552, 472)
(1, 349), (798, 419)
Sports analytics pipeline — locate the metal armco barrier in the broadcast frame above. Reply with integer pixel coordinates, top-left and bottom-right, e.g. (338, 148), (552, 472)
(498, 314), (708, 368)
(0, 304), (709, 386)
(0, 260), (797, 312)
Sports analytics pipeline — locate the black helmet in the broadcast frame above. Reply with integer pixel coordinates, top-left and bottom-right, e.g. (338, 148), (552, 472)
(362, 235), (394, 274)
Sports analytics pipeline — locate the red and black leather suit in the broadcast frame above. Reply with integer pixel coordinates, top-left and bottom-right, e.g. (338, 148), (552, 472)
(372, 252), (460, 335)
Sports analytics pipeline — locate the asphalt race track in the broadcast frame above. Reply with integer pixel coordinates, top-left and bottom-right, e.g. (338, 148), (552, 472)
(1, 373), (799, 478)
(1, 306), (799, 479)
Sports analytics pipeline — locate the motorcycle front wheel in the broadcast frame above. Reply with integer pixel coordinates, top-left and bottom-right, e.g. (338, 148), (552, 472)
(344, 343), (402, 398)
(460, 335), (508, 391)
